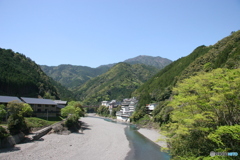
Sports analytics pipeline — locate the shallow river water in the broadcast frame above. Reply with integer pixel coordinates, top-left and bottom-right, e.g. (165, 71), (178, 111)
(104, 118), (170, 160)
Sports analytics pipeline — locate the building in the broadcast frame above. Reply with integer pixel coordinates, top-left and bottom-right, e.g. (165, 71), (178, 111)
(54, 100), (68, 116)
(0, 95), (67, 118)
(0, 96), (22, 106)
(101, 101), (109, 107)
(116, 97), (138, 122)
(21, 97), (58, 118)
(108, 100), (121, 115)
(146, 103), (157, 111)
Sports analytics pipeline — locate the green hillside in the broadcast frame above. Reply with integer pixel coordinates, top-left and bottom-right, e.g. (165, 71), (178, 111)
(75, 63), (158, 105)
(41, 55), (172, 91)
(131, 31), (240, 159)
(0, 48), (74, 100)
(41, 65), (109, 90)
(133, 31), (240, 103)
(132, 45), (212, 101)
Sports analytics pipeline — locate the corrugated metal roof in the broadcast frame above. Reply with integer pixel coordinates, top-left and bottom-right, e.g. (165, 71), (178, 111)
(0, 96), (22, 103)
(21, 97), (57, 105)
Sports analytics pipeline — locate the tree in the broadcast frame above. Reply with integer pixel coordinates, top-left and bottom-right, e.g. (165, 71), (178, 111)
(163, 68), (240, 159)
(7, 101), (33, 135)
(0, 104), (7, 123)
(61, 101), (85, 118)
(97, 105), (109, 117)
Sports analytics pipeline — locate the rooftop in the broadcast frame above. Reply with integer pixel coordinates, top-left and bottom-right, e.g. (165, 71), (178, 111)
(21, 97), (57, 105)
(0, 95), (22, 103)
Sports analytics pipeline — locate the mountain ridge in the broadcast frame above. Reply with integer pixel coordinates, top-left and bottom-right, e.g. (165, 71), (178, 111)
(74, 62), (159, 105)
(40, 55), (172, 90)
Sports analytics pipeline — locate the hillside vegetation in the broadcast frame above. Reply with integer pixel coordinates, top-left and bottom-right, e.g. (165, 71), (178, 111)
(124, 55), (172, 69)
(75, 63), (158, 105)
(131, 31), (240, 159)
(41, 65), (110, 90)
(132, 45), (212, 101)
(41, 55), (172, 90)
(0, 48), (74, 100)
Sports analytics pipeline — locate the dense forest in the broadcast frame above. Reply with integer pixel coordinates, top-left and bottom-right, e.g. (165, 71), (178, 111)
(41, 64), (111, 91)
(131, 30), (240, 159)
(75, 62), (159, 105)
(41, 55), (172, 91)
(0, 48), (74, 100)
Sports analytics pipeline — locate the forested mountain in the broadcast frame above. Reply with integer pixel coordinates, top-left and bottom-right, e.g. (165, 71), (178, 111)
(0, 48), (74, 100)
(74, 63), (158, 105)
(41, 65), (110, 90)
(131, 31), (240, 159)
(124, 55), (172, 69)
(132, 45), (212, 102)
(40, 55), (172, 90)
(133, 31), (240, 102)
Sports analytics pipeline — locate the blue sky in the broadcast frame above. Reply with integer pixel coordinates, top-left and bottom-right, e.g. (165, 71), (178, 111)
(0, 0), (239, 68)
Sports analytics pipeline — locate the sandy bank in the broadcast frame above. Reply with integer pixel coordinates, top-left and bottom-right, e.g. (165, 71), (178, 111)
(137, 128), (167, 148)
(0, 116), (130, 160)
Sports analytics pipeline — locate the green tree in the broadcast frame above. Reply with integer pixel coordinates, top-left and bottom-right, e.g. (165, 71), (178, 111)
(97, 105), (109, 117)
(61, 101), (85, 118)
(111, 105), (121, 117)
(0, 104), (7, 123)
(163, 68), (240, 159)
(7, 101), (33, 135)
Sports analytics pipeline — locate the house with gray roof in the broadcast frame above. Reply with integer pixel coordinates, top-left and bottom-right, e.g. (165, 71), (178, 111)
(21, 97), (57, 117)
(116, 97), (138, 122)
(54, 100), (68, 116)
(0, 96), (22, 105)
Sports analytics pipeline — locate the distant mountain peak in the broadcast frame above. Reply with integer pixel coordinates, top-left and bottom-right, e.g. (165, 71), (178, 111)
(123, 55), (172, 69)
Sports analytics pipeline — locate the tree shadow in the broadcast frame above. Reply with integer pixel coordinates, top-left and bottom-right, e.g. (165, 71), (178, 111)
(0, 146), (21, 153)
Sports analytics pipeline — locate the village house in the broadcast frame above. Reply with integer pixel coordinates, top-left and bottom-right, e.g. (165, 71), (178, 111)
(101, 100), (121, 115)
(0, 95), (22, 106)
(0, 95), (67, 118)
(21, 97), (58, 118)
(54, 100), (68, 116)
(108, 100), (121, 115)
(116, 97), (138, 122)
(146, 103), (157, 112)
(101, 101), (109, 107)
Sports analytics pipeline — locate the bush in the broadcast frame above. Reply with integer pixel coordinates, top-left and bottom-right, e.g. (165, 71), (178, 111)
(0, 126), (9, 140)
(8, 114), (28, 135)
(65, 114), (80, 129)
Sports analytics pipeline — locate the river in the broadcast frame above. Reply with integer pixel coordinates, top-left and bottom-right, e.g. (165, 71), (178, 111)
(103, 118), (170, 160)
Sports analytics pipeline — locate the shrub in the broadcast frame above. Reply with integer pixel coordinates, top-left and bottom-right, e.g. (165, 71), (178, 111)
(65, 114), (79, 129)
(8, 114), (28, 135)
(0, 126), (9, 140)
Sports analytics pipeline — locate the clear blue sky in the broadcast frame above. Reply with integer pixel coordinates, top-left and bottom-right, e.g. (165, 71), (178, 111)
(0, 0), (239, 68)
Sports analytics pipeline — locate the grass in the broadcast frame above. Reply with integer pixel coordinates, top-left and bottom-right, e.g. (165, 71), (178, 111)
(0, 117), (63, 129)
(25, 117), (62, 128)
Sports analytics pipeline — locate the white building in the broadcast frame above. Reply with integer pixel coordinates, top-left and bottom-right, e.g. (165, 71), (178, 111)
(146, 103), (157, 111)
(116, 97), (138, 122)
(101, 101), (109, 107)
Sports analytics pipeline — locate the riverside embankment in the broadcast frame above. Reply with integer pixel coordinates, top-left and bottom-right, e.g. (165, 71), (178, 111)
(0, 115), (169, 160)
(0, 116), (130, 160)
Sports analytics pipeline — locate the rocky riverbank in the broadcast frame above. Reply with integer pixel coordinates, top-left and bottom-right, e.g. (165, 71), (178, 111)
(137, 128), (167, 148)
(0, 116), (130, 160)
